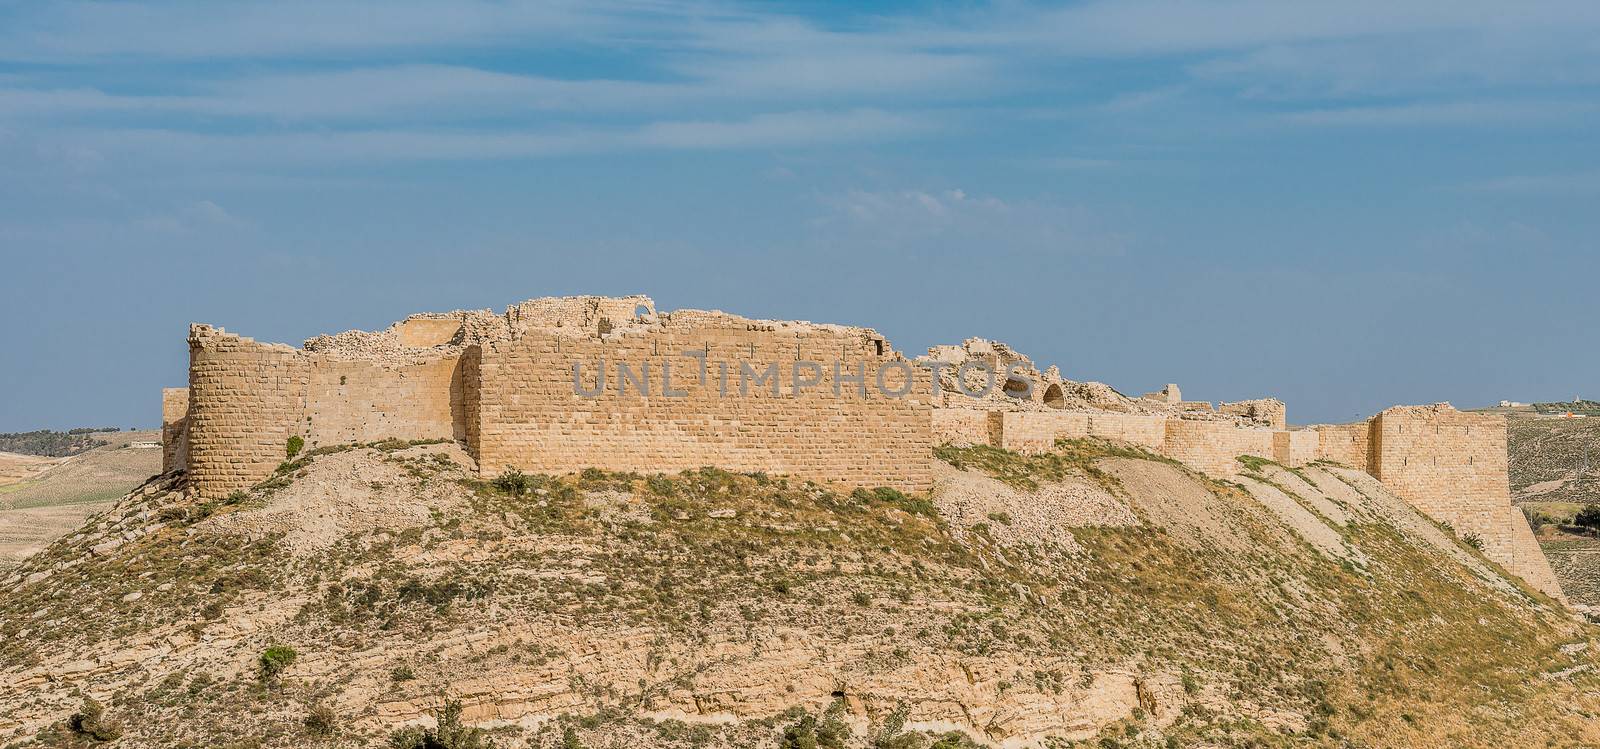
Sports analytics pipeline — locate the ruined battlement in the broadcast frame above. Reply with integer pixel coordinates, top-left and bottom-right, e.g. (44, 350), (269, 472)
(161, 295), (1561, 599)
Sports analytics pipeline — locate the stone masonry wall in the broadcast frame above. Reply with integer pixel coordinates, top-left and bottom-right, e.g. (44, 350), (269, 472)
(1369, 405), (1562, 598)
(1272, 429), (1319, 468)
(1161, 419), (1278, 478)
(995, 411), (1169, 454)
(932, 409), (993, 447)
(186, 326), (310, 499)
(302, 356), (465, 449)
(1312, 422), (1371, 471)
(473, 317), (935, 491)
(161, 387), (189, 473)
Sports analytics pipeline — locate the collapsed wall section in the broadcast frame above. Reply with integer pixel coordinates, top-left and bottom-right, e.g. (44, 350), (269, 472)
(473, 316), (936, 491)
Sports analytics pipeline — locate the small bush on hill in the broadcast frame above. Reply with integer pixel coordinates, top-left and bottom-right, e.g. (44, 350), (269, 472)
(492, 468), (531, 497)
(258, 644), (297, 679)
(304, 703), (338, 736)
(388, 699), (496, 749)
(66, 697), (123, 742)
(286, 435), (304, 458)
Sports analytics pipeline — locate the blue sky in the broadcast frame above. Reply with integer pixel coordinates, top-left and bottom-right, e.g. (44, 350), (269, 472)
(2, 0), (1598, 430)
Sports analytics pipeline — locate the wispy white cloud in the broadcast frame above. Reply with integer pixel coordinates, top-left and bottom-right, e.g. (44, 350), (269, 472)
(57, 108), (925, 165)
(1461, 171), (1600, 193)
(1277, 99), (1599, 127)
(813, 187), (1128, 256)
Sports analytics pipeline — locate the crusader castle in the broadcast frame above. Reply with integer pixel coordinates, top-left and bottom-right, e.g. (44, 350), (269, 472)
(159, 295), (1561, 598)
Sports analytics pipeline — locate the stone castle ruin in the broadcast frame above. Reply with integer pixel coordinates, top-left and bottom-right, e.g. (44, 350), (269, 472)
(160, 295), (1561, 599)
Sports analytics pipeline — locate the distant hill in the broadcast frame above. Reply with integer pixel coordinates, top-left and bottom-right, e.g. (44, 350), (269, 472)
(0, 429), (123, 458)
(1534, 400), (1600, 416)
(1507, 411), (1600, 505)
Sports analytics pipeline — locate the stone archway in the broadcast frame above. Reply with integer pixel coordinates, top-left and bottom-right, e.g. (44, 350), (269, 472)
(1043, 383), (1065, 409)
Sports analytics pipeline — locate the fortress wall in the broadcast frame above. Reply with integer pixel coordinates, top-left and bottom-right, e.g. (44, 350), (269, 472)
(997, 411), (1091, 453)
(1161, 419), (1276, 478)
(474, 320), (935, 491)
(1369, 406), (1562, 599)
(161, 387), (190, 473)
(186, 327), (310, 498)
(1272, 429), (1319, 467)
(1312, 422), (1370, 470)
(1086, 413), (1167, 449)
(932, 409), (996, 447)
(302, 356), (462, 449)
(993, 411), (1167, 454)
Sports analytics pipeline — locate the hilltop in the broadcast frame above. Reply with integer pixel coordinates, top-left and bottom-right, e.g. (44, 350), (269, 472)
(0, 429), (127, 459)
(1, 440), (1596, 748)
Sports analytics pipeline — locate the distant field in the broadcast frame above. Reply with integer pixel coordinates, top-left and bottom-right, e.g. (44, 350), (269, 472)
(0, 431), (161, 571)
(1542, 538), (1600, 607)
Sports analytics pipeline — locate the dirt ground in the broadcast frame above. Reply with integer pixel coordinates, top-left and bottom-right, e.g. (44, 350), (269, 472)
(0, 501), (114, 571)
(0, 431), (160, 571)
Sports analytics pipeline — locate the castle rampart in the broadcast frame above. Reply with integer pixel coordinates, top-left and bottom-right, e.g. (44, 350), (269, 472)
(163, 295), (1561, 600)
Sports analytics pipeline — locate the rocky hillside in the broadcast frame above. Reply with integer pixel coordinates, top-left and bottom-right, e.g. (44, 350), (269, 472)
(0, 440), (1597, 749)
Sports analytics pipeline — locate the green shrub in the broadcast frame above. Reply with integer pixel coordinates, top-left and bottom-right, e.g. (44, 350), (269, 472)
(779, 700), (850, 749)
(388, 698), (496, 749)
(492, 468), (532, 497)
(259, 644), (298, 679)
(67, 697), (123, 741)
(1463, 533), (1485, 551)
(286, 435), (305, 458)
(1577, 504), (1600, 532)
(392, 665), (417, 682)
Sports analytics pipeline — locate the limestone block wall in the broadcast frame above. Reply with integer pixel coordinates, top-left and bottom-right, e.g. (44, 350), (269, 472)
(1089, 413), (1168, 449)
(1161, 419), (1277, 477)
(507, 295), (654, 332)
(1272, 429), (1319, 468)
(992, 411), (1171, 454)
(1312, 422), (1371, 470)
(1367, 405), (1561, 597)
(996, 411), (1090, 453)
(302, 355), (465, 449)
(932, 409), (996, 447)
(161, 387), (189, 473)
(473, 319), (935, 491)
(186, 326), (310, 498)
